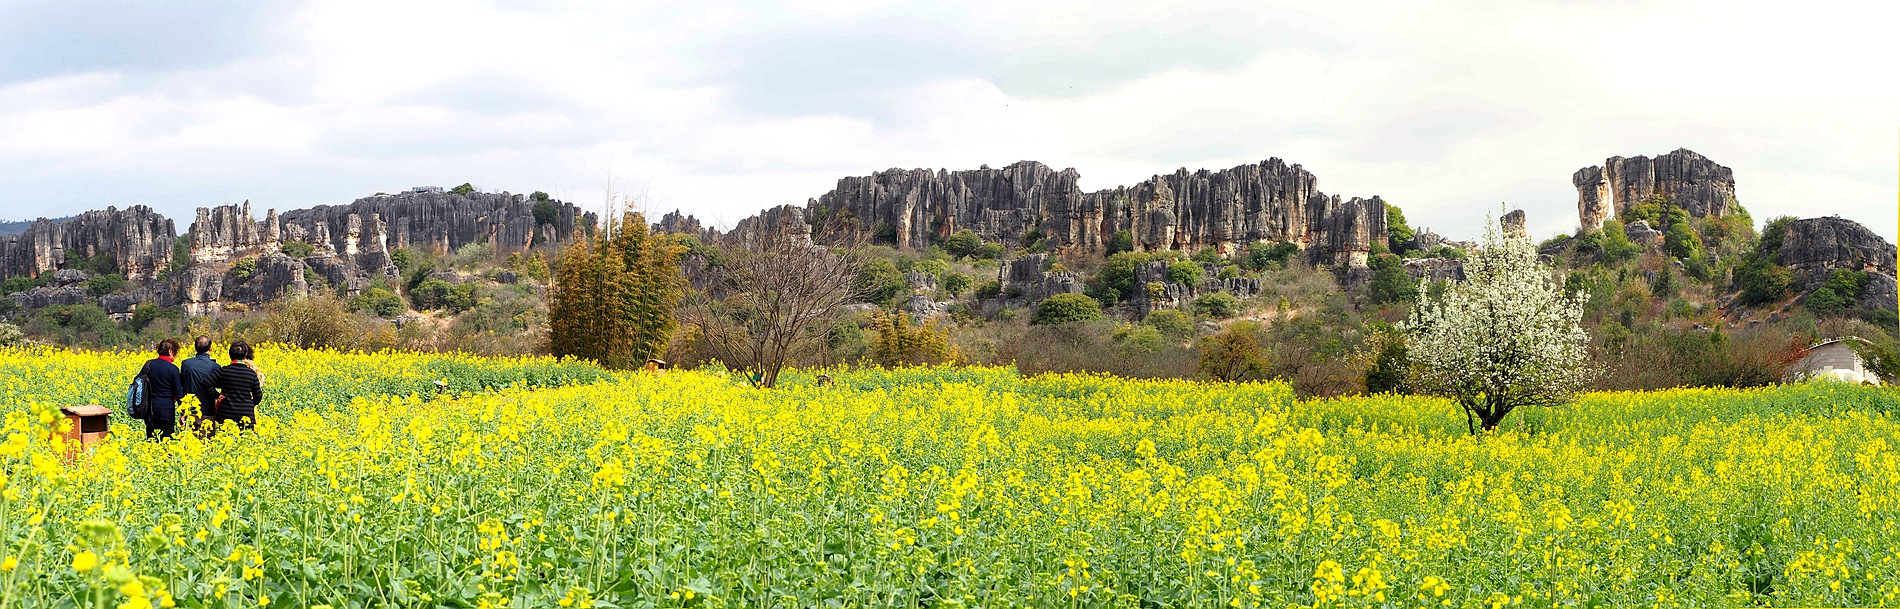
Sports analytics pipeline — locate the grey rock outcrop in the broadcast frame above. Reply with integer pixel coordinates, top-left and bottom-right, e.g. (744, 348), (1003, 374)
(1128, 260), (1263, 316)
(1502, 209), (1527, 238)
(280, 190), (594, 256)
(994, 254), (1084, 304)
(653, 210), (715, 242)
(903, 271), (937, 294)
(1624, 220), (1663, 247)
(1402, 258), (1466, 282)
(722, 205), (814, 249)
(8, 284), (91, 309)
(903, 294), (953, 320)
(49, 269), (91, 286)
(190, 201), (268, 263)
(780, 159), (1385, 268)
(1573, 148), (1737, 231)
(1776, 217), (1897, 309)
(0, 206), (176, 281)
(170, 267), (225, 316)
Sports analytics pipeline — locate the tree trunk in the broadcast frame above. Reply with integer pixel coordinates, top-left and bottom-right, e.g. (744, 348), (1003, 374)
(1478, 407), (1511, 432)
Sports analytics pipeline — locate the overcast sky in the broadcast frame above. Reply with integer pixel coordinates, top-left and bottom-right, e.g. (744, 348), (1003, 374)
(1, 0), (1895, 243)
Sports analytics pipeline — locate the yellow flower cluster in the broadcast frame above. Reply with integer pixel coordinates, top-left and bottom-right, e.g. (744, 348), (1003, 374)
(1, 348), (1897, 607)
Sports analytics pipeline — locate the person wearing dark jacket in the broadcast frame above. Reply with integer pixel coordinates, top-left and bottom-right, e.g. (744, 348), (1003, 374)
(137, 339), (184, 440)
(179, 335), (221, 424)
(210, 342), (264, 432)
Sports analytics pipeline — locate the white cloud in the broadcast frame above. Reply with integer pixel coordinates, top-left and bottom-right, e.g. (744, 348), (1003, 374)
(0, 0), (1892, 247)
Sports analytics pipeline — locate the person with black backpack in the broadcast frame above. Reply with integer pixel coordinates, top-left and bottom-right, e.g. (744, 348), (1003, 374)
(133, 338), (184, 440)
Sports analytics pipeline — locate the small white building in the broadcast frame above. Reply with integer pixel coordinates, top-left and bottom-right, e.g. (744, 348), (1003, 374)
(1784, 337), (1884, 385)
(410, 186), (444, 194)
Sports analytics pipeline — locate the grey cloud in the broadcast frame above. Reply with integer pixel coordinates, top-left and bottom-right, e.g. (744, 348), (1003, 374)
(690, 4), (1345, 121)
(0, 1), (302, 85)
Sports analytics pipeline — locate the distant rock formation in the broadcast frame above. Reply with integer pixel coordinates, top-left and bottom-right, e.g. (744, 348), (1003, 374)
(664, 158), (1390, 269)
(1501, 209), (1528, 238)
(1573, 149), (1737, 231)
(1, 190), (593, 317)
(1776, 216), (1898, 310)
(1402, 258), (1465, 282)
(280, 190), (595, 257)
(0, 206), (175, 281)
(994, 254), (1085, 304)
(722, 205), (814, 249)
(1127, 259), (1262, 316)
(1623, 220), (1664, 247)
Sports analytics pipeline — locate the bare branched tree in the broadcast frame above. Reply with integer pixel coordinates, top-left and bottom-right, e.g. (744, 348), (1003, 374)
(686, 233), (863, 388)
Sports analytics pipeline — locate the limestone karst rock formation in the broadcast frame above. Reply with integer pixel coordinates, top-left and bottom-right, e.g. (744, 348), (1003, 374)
(1, 190), (593, 317)
(0, 206), (176, 281)
(1501, 209), (1528, 238)
(1573, 149), (1737, 231)
(1127, 259), (1263, 316)
(721, 205), (814, 249)
(994, 254), (1085, 305)
(661, 158), (1390, 270)
(280, 191), (595, 257)
(1775, 217), (1898, 310)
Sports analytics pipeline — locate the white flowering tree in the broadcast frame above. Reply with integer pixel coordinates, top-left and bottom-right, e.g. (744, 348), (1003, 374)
(1404, 212), (1594, 434)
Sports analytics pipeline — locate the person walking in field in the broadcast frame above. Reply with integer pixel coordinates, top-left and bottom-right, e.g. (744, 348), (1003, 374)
(210, 342), (265, 432)
(136, 339), (184, 440)
(179, 335), (221, 428)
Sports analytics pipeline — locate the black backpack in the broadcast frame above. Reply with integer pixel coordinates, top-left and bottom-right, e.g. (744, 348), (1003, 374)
(127, 367), (151, 420)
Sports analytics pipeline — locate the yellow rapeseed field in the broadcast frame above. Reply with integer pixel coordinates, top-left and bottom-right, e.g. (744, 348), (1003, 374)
(2, 347), (1898, 607)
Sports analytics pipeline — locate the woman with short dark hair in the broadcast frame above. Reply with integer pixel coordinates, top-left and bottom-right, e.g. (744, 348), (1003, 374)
(209, 341), (265, 432)
(137, 339), (184, 440)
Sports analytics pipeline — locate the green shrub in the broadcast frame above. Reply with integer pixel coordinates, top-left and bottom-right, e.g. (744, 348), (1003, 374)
(940, 272), (973, 297)
(944, 230), (983, 259)
(1734, 256), (1791, 306)
(3, 275), (46, 294)
(974, 280), (1001, 299)
(1095, 252), (1152, 300)
(1112, 323), (1166, 356)
(350, 287), (406, 318)
(282, 241), (315, 258)
(1191, 292), (1243, 319)
(1386, 205), (1416, 254)
(1365, 254), (1417, 305)
(85, 273), (127, 296)
(1032, 293), (1103, 325)
(855, 258), (906, 304)
(1197, 322), (1269, 382)
(231, 257), (256, 281)
(1167, 260), (1204, 286)
(1142, 309), (1195, 338)
(1241, 241), (1299, 270)
(1106, 230), (1135, 255)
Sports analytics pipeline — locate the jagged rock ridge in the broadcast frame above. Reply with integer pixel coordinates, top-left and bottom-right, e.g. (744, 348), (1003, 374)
(2, 191), (595, 318)
(1776, 217), (1898, 311)
(281, 191), (596, 256)
(0, 206), (175, 281)
(1573, 148), (1737, 231)
(662, 158), (1389, 269)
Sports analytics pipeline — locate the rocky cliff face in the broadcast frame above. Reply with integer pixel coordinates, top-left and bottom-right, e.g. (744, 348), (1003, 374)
(170, 203), (399, 314)
(0, 206), (175, 281)
(281, 191), (595, 257)
(669, 159), (1388, 269)
(1776, 216), (1898, 310)
(1573, 149), (1737, 231)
